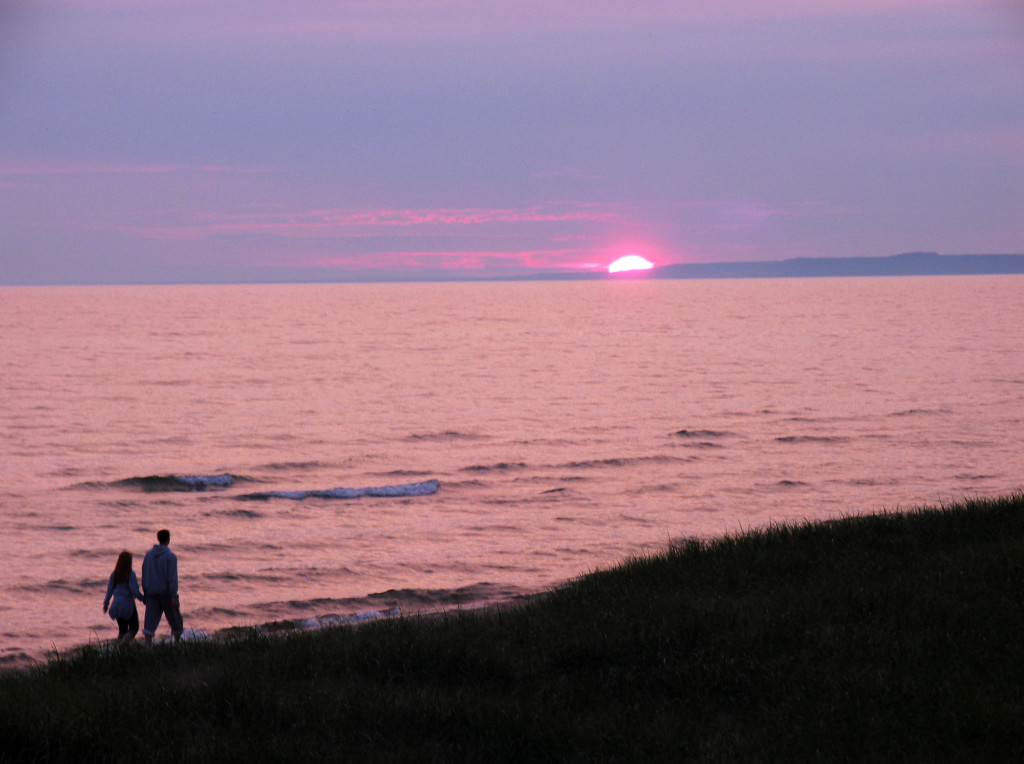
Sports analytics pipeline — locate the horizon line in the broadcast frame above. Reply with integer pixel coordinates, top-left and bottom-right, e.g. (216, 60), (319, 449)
(4, 252), (1024, 288)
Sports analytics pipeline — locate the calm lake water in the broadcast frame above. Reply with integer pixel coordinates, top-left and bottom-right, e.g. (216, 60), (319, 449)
(2, 276), (1023, 666)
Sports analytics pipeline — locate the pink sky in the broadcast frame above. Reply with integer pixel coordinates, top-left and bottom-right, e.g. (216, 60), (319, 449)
(1, 0), (1022, 283)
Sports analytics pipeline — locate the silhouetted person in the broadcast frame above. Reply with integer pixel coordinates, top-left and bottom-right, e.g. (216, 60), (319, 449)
(141, 529), (183, 644)
(102, 550), (144, 648)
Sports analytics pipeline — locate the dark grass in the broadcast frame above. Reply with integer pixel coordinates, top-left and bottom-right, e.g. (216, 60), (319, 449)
(3, 493), (1024, 762)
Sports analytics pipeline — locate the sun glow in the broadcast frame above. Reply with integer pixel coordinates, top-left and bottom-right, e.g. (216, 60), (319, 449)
(608, 254), (654, 273)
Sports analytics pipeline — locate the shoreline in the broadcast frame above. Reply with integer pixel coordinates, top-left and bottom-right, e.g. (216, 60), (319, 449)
(2, 593), (541, 674)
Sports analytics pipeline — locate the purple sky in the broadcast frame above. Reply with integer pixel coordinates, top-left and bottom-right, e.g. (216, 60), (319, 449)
(1, 0), (1022, 284)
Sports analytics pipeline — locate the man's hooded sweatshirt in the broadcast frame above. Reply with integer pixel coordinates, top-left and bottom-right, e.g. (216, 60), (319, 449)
(142, 544), (178, 596)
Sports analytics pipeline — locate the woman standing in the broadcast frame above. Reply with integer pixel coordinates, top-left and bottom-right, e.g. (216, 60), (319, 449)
(103, 550), (144, 648)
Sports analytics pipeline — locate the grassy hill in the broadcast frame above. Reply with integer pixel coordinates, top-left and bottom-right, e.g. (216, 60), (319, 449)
(3, 493), (1023, 762)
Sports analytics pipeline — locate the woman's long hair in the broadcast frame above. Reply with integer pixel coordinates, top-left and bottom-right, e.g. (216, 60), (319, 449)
(111, 550), (133, 585)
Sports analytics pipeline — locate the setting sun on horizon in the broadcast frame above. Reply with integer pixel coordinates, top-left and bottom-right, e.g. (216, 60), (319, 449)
(608, 255), (654, 274)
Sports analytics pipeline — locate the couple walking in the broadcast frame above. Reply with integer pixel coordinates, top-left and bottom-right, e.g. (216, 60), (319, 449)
(102, 529), (183, 647)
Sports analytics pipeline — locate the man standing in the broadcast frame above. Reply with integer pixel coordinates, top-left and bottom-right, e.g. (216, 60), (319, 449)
(141, 529), (183, 645)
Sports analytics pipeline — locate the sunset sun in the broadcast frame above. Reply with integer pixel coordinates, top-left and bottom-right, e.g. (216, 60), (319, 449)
(608, 254), (654, 274)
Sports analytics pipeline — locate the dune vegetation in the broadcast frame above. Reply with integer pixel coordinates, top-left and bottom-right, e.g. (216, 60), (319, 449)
(2, 493), (1023, 762)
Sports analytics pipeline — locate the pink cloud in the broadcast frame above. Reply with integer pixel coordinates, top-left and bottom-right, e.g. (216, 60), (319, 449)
(108, 204), (620, 241)
(293, 247), (606, 273)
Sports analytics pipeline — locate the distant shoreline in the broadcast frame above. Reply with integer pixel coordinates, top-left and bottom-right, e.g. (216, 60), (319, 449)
(518, 251), (1024, 281)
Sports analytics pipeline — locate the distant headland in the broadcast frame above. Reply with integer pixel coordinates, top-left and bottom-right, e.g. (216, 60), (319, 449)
(653, 251), (1024, 279)
(520, 252), (1024, 281)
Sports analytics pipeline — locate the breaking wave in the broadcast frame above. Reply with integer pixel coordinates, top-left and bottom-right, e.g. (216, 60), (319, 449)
(236, 479), (440, 501)
(111, 474), (240, 492)
(256, 582), (531, 616)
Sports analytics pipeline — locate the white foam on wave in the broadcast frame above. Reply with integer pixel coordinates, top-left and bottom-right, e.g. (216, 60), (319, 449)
(174, 474), (235, 488)
(297, 608), (402, 630)
(99, 628), (210, 650)
(241, 479), (440, 501)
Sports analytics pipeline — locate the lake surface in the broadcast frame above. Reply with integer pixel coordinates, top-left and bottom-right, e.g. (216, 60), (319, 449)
(2, 276), (1022, 666)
